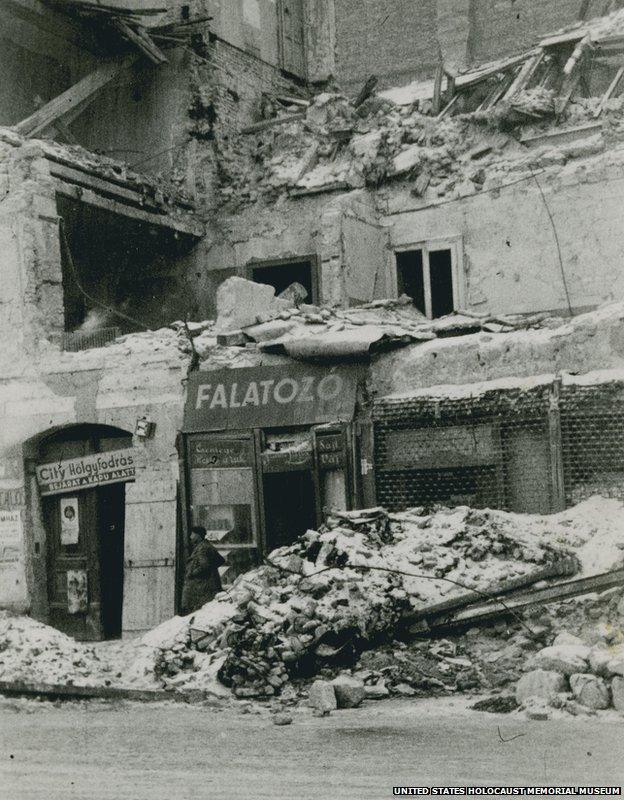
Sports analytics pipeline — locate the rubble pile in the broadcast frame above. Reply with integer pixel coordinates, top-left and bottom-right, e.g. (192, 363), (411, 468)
(137, 499), (624, 699)
(514, 625), (624, 719)
(0, 613), (152, 689)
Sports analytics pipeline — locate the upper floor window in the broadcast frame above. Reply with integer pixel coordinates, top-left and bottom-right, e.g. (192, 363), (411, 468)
(395, 239), (464, 319)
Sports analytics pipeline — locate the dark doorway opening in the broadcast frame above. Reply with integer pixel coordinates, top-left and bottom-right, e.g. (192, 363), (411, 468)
(249, 258), (315, 303)
(396, 249), (425, 313)
(38, 424), (132, 641)
(262, 471), (316, 551)
(429, 249), (454, 318)
(98, 483), (126, 638)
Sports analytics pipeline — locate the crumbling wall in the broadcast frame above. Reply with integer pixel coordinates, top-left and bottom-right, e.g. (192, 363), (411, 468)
(333, 0), (621, 91)
(370, 303), (624, 398)
(387, 146), (624, 318)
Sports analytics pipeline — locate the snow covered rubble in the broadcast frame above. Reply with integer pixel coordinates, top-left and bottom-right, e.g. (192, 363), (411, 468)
(1, 496), (623, 714)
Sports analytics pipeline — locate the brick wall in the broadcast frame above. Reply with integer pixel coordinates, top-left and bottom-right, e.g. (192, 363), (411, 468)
(333, 0), (615, 91)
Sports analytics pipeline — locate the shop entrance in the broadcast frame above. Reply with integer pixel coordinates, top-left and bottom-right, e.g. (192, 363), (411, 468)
(262, 471), (317, 551)
(37, 424), (133, 641)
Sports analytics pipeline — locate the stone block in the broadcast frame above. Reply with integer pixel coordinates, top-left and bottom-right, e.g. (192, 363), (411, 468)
(611, 676), (624, 712)
(515, 669), (566, 705)
(216, 330), (247, 347)
(364, 682), (390, 700)
(569, 673), (610, 710)
(588, 645), (611, 678)
(216, 277), (278, 332)
(529, 645), (590, 676)
(308, 679), (337, 713)
(332, 675), (365, 708)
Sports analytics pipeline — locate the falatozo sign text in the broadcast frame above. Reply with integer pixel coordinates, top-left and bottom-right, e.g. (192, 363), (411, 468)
(183, 366), (361, 431)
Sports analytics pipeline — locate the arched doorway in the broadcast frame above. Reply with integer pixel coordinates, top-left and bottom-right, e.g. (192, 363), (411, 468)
(36, 424), (133, 641)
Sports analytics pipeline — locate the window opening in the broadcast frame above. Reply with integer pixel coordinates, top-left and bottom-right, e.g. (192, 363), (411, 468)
(395, 244), (458, 319)
(249, 259), (315, 303)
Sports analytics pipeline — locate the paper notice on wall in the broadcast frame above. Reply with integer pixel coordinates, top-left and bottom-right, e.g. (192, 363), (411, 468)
(67, 570), (88, 614)
(0, 509), (22, 563)
(60, 497), (80, 545)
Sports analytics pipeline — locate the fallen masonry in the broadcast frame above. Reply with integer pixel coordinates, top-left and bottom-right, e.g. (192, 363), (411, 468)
(1, 497), (623, 721)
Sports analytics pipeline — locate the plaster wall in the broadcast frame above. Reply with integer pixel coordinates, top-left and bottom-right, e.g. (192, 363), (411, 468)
(386, 147), (624, 318)
(370, 303), (624, 399)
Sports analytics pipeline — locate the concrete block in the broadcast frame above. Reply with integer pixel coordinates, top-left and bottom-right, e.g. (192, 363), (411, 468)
(308, 680), (337, 713)
(515, 669), (566, 705)
(332, 675), (365, 708)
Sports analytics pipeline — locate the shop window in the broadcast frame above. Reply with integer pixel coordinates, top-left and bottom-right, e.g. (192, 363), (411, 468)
(395, 240), (463, 319)
(247, 257), (318, 304)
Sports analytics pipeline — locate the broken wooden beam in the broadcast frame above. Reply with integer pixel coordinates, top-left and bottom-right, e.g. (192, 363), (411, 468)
(501, 51), (545, 101)
(113, 18), (168, 65)
(403, 557), (578, 632)
(354, 75), (378, 109)
(411, 567), (624, 636)
(14, 55), (138, 138)
(241, 112), (306, 134)
(431, 63), (445, 115)
(564, 34), (592, 76)
(594, 65), (624, 117)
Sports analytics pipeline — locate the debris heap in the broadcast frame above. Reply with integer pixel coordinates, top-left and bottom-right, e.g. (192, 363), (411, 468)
(142, 498), (624, 699)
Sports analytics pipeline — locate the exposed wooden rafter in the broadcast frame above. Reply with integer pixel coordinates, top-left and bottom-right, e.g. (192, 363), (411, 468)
(13, 55), (138, 138)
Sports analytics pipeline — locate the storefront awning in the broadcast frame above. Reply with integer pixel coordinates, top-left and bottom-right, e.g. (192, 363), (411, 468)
(183, 365), (362, 432)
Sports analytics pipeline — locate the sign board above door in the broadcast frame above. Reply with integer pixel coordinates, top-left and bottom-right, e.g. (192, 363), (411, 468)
(183, 365), (362, 432)
(36, 448), (136, 496)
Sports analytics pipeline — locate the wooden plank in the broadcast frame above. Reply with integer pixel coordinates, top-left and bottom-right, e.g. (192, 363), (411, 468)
(0, 680), (218, 703)
(431, 63), (445, 115)
(48, 0), (167, 15)
(112, 18), (168, 65)
(14, 56), (138, 138)
(455, 51), (539, 89)
(354, 75), (378, 109)
(427, 568), (624, 632)
(502, 51), (545, 101)
(594, 65), (624, 117)
(564, 34), (591, 76)
(437, 92), (460, 118)
(48, 162), (164, 209)
(540, 29), (586, 49)
(520, 121), (602, 148)
(54, 181), (205, 237)
(405, 558), (578, 631)
(241, 112), (306, 135)
(555, 65), (584, 117)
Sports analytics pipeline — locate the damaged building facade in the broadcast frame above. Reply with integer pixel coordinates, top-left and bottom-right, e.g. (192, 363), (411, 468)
(3, 0), (624, 640)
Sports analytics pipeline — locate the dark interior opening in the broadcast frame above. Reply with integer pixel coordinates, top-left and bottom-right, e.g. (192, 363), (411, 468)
(429, 249), (454, 318)
(250, 259), (314, 303)
(98, 482), (126, 639)
(395, 249), (425, 314)
(262, 471), (316, 551)
(57, 194), (196, 334)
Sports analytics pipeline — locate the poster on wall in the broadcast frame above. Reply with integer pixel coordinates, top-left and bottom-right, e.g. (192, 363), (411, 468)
(0, 509), (22, 562)
(67, 570), (88, 614)
(60, 497), (80, 545)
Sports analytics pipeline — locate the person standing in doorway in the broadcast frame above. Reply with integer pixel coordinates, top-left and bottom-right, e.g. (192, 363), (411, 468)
(181, 526), (226, 614)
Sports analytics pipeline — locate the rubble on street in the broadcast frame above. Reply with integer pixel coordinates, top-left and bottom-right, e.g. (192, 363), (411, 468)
(3, 496), (622, 722)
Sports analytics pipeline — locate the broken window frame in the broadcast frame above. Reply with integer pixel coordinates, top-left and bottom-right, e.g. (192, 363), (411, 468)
(244, 254), (321, 305)
(393, 236), (465, 319)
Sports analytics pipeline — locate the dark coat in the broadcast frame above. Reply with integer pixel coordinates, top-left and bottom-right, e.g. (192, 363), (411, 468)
(181, 539), (225, 614)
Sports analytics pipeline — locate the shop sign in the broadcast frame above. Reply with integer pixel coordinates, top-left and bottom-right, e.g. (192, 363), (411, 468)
(261, 448), (313, 473)
(383, 424), (500, 469)
(183, 365), (361, 432)
(317, 434), (345, 470)
(36, 449), (136, 496)
(188, 438), (253, 469)
(0, 509), (22, 563)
